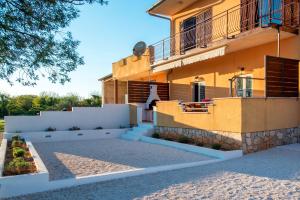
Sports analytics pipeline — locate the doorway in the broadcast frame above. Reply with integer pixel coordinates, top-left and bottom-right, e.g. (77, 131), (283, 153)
(193, 82), (206, 102)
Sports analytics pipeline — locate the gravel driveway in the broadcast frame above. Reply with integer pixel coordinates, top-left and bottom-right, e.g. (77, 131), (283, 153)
(7, 144), (300, 200)
(33, 139), (212, 180)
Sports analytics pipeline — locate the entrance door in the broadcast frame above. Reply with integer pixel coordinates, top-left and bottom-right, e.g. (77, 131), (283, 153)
(193, 82), (206, 102)
(236, 75), (253, 97)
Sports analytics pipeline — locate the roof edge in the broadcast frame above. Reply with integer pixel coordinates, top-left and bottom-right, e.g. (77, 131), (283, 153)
(98, 73), (113, 81)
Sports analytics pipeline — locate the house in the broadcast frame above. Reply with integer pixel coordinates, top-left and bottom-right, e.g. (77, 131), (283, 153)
(99, 0), (300, 153)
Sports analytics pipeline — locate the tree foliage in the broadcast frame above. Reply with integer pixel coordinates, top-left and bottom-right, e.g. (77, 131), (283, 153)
(0, 92), (102, 118)
(0, 0), (108, 85)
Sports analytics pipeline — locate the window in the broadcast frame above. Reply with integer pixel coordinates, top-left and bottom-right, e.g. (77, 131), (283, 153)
(236, 75), (253, 97)
(193, 82), (206, 102)
(181, 17), (197, 52)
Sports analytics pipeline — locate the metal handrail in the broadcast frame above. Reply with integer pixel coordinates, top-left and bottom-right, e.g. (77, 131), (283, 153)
(150, 0), (299, 64)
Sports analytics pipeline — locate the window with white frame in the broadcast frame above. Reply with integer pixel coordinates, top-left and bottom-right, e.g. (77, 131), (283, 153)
(235, 75), (253, 97)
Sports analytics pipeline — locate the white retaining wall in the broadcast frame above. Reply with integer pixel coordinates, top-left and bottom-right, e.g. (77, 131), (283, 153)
(4, 129), (127, 143)
(4, 105), (130, 133)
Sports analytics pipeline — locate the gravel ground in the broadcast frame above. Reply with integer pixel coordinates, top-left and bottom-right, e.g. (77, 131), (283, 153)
(6, 144), (300, 200)
(33, 139), (212, 180)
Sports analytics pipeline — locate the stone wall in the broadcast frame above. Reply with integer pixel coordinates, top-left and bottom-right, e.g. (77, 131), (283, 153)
(154, 126), (242, 150)
(155, 126), (300, 154)
(242, 127), (300, 154)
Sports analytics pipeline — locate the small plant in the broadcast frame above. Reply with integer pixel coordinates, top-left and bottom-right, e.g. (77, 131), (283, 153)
(69, 126), (80, 131)
(15, 130), (22, 134)
(12, 135), (22, 141)
(195, 141), (203, 147)
(212, 143), (222, 150)
(45, 127), (56, 132)
(13, 147), (25, 158)
(12, 139), (25, 148)
(119, 125), (126, 129)
(152, 133), (160, 139)
(177, 135), (190, 144)
(5, 157), (31, 175)
(95, 126), (103, 130)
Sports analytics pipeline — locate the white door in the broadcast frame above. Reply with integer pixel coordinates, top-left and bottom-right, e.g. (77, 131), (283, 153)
(236, 75), (253, 97)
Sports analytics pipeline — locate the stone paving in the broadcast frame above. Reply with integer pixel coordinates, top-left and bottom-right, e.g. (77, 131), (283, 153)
(33, 139), (212, 180)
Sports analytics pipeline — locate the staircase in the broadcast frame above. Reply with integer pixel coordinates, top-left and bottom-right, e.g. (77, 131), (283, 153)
(121, 123), (154, 141)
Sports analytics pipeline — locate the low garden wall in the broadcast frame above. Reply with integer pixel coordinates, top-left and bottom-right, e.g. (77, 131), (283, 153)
(4, 129), (127, 143)
(4, 105), (130, 133)
(155, 98), (300, 154)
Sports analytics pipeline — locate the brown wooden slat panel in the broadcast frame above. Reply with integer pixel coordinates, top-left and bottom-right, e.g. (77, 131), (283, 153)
(128, 81), (169, 103)
(265, 55), (299, 97)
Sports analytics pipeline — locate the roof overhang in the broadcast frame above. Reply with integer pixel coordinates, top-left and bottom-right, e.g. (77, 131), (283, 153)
(148, 0), (199, 17)
(98, 73), (113, 81)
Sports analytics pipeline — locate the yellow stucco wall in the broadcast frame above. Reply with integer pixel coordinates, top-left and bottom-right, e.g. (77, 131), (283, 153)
(241, 98), (300, 132)
(112, 49), (151, 80)
(156, 99), (242, 133)
(168, 36), (300, 101)
(156, 97), (300, 133)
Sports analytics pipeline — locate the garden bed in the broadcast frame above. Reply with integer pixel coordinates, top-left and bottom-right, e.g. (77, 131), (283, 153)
(3, 136), (37, 176)
(152, 132), (231, 151)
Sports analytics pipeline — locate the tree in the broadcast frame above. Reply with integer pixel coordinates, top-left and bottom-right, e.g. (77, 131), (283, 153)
(0, 93), (10, 118)
(0, 0), (108, 86)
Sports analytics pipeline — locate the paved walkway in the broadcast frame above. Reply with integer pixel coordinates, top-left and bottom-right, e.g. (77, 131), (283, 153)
(6, 144), (300, 200)
(33, 139), (212, 180)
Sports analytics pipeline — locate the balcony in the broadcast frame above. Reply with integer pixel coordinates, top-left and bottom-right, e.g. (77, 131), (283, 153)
(150, 0), (300, 67)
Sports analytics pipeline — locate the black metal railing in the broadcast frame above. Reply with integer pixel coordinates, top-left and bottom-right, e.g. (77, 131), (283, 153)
(150, 0), (299, 64)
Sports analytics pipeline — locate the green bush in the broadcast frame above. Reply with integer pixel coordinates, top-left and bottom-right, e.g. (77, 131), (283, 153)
(45, 127), (56, 132)
(69, 126), (80, 131)
(195, 141), (203, 147)
(13, 147), (25, 158)
(95, 126), (103, 130)
(12, 140), (25, 148)
(152, 133), (160, 139)
(177, 135), (190, 144)
(212, 143), (222, 150)
(6, 157), (30, 169)
(12, 135), (22, 141)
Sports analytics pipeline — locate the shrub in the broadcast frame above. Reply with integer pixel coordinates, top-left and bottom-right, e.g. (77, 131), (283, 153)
(12, 135), (22, 141)
(13, 147), (25, 158)
(69, 126), (80, 131)
(12, 140), (25, 148)
(177, 135), (190, 144)
(5, 157), (31, 174)
(212, 143), (222, 150)
(45, 127), (56, 132)
(95, 126), (103, 130)
(152, 133), (160, 139)
(195, 141), (203, 147)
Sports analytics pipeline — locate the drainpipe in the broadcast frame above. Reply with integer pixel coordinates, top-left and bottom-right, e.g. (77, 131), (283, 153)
(277, 25), (281, 57)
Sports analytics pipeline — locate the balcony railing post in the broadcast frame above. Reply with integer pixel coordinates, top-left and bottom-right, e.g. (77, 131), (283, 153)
(226, 10), (229, 38)
(162, 40), (165, 60)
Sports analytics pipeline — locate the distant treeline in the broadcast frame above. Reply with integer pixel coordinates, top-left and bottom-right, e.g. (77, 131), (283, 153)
(0, 92), (102, 118)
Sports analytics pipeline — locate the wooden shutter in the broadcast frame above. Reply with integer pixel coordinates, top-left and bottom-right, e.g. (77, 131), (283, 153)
(241, 0), (259, 32)
(265, 56), (299, 97)
(283, 0), (300, 28)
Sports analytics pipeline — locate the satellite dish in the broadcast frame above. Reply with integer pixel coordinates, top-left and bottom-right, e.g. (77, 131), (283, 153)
(133, 41), (147, 57)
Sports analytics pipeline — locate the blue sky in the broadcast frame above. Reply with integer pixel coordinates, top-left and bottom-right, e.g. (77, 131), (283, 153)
(0, 0), (169, 97)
